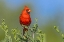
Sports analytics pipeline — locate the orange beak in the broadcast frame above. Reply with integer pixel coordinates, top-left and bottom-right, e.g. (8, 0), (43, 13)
(28, 10), (31, 12)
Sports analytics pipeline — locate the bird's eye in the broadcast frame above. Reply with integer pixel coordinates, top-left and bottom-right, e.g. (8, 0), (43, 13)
(26, 9), (29, 12)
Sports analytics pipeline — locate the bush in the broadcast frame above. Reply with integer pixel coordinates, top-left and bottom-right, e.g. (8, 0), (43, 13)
(0, 19), (45, 42)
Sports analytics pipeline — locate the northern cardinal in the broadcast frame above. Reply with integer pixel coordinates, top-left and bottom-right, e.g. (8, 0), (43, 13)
(19, 6), (31, 35)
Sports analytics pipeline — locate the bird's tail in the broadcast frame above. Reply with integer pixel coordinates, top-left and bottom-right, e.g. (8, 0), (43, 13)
(23, 27), (28, 42)
(23, 27), (28, 35)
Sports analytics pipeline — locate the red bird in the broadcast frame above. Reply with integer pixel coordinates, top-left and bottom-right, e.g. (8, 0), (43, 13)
(19, 6), (31, 35)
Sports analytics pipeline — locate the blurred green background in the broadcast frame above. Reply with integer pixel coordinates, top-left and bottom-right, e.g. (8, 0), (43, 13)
(0, 0), (64, 42)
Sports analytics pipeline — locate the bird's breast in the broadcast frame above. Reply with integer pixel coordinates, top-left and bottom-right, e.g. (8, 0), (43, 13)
(22, 14), (30, 18)
(20, 14), (31, 26)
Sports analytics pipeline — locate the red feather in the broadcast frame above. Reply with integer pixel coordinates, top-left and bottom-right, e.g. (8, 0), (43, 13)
(19, 6), (31, 35)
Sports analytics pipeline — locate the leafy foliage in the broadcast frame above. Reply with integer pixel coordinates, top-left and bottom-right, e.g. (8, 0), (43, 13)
(54, 26), (64, 42)
(0, 19), (12, 42)
(0, 19), (45, 42)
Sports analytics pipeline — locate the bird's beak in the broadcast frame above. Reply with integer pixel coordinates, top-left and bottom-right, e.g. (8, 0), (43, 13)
(28, 10), (31, 12)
